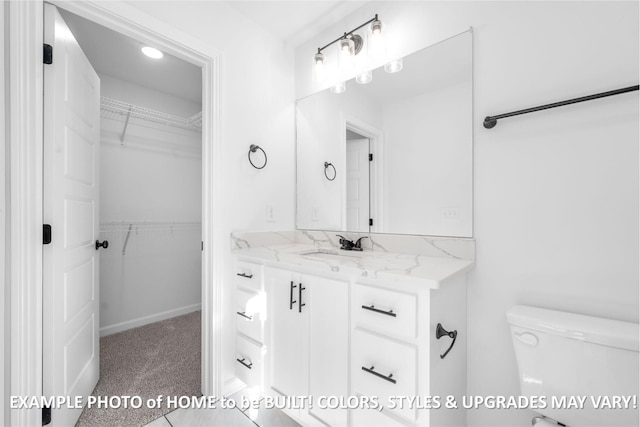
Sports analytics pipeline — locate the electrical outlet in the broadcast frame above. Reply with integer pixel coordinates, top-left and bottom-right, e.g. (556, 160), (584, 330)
(441, 207), (460, 221)
(266, 205), (276, 223)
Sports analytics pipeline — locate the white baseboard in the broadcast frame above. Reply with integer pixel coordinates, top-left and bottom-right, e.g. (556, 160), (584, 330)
(100, 303), (201, 337)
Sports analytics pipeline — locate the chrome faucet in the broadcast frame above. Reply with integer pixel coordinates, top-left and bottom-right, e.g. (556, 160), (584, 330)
(336, 235), (368, 251)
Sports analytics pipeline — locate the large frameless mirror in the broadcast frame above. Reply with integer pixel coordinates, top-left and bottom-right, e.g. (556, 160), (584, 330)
(296, 30), (473, 237)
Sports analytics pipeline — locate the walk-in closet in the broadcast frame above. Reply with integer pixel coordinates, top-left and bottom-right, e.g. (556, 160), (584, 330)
(58, 8), (203, 426)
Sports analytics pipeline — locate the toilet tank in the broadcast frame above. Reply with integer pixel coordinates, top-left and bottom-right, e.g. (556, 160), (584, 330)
(506, 305), (639, 427)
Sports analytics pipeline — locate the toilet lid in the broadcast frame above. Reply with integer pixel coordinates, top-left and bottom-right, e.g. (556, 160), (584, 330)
(533, 418), (559, 427)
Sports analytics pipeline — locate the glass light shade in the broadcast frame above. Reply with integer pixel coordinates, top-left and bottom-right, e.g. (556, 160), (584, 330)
(340, 38), (354, 56)
(339, 38), (355, 70)
(141, 46), (163, 59)
(355, 70), (373, 84)
(330, 81), (346, 94)
(369, 26), (385, 55)
(314, 52), (326, 82)
(369, 19), (385, 56)
(384, 58), (403, 73)
(371, 19), (382, 35)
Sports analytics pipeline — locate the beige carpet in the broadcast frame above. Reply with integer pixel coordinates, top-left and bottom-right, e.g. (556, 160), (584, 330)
(76, 311), (201, 427)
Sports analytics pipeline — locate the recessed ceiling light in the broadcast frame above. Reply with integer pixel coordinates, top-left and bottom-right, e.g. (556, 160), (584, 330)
(141, 46), (163, 59)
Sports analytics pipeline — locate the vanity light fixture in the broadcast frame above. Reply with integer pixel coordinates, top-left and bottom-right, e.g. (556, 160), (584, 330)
(141, 46), (163, 59)
(384, 58), (403, 73)
(314, 14), (382, 81)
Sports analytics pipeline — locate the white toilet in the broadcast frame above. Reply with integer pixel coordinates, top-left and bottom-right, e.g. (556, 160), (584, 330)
(506, 305), (639, 427)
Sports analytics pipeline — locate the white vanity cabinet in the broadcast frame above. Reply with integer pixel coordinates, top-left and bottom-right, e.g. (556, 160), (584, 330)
(265, 266), (349, 427)
(232, 245), (471, 427)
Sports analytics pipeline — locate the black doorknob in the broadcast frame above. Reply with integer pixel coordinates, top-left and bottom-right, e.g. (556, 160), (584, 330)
(95, 240), (109, 250)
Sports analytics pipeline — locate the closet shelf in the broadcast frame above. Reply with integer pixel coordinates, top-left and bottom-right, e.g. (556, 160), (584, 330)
(100, 221), (201, 233)
(100, 97), (202, 132)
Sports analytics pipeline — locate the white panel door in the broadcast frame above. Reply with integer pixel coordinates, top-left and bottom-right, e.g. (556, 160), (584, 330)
(43, 4), (101, 426)
(346, 138), (370, 232)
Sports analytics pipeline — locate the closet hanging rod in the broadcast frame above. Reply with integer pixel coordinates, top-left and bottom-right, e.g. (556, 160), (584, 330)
(483, 85), (639, 129)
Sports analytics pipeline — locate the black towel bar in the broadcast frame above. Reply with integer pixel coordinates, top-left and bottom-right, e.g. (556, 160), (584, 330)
(484, 85), (639, 129)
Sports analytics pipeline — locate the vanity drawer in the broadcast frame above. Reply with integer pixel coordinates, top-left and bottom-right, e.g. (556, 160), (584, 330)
(236, 334), (263, 388)
(352, 328), (417, 422)
(353, 283), (417, 340)
(236, 288), (264, 343)
(235, 260), (262, 291)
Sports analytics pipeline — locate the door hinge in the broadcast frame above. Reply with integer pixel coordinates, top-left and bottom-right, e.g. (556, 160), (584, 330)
(369, 218), (373, 226)
(369, 153), (373, 161)
(43, 224), (52, 245)
(42, 405), (51, 425)
(43, 44), (53, 65)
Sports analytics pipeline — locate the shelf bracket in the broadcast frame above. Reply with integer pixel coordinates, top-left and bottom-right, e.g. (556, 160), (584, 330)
(120, 106), (132, 144)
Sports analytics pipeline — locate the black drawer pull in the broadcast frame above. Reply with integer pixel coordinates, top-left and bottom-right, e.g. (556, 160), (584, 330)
(236, 358), (253, 369)
(236, 272), (253, 279)
(236, 311), (253, 321)
(299, 283), (306, 313)
(289, 281), (297, 310)
(361, 305), (396, 317)
(362, 366), (396, 384)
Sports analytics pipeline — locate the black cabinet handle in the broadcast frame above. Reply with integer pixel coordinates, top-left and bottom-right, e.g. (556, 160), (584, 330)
(436, 323), (458, 359)
(289, 281), (297, 310)
(361, 366), (396, 384)
(299, 283), (306, 313)
(236, 358), (252, 369)
(361, 304), (396, 317)
(236, 311), (253, 321)
(236, 272), (253, 279)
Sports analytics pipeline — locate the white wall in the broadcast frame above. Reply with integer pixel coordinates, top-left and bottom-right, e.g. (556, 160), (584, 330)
(100, 74), (202, 222)
(98, 74), (202, 334)
(126, 0), (296, 388)
(295, 2), (639, 426)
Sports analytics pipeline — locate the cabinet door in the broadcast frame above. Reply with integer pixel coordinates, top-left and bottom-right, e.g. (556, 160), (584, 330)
(307, 275), (349, 427)
(267, 268), (302, 398)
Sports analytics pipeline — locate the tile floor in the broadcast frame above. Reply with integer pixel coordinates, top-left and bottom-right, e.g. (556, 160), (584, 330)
(142, 391), (301, 427)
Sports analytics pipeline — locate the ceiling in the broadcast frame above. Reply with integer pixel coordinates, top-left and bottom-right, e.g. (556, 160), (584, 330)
(225, 1), (367, 45)
(60, 8), (203, 104)
(58, 2), (367, 106)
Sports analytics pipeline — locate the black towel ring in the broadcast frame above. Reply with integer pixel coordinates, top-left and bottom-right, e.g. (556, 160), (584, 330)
(324, 162), (336, 181)
(248, 144), (267, 169)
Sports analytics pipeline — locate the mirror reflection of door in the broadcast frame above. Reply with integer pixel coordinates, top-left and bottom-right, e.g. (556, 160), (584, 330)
(346, 131), (370, 232)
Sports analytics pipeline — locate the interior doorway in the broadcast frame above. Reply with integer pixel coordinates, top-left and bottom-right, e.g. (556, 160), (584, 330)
(43, 4), (204, 426)
(344, 120), (384, 233)
(345, 130), (371, 233)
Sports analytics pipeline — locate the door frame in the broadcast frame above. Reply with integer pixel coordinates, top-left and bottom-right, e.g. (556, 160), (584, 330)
(7, 1), (223, 425)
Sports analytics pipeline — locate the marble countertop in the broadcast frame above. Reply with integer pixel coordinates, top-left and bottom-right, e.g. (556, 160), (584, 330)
(233, 243), (473, 288)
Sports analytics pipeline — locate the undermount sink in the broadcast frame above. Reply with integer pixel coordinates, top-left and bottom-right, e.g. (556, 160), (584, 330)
(300, 250), (365, 261)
